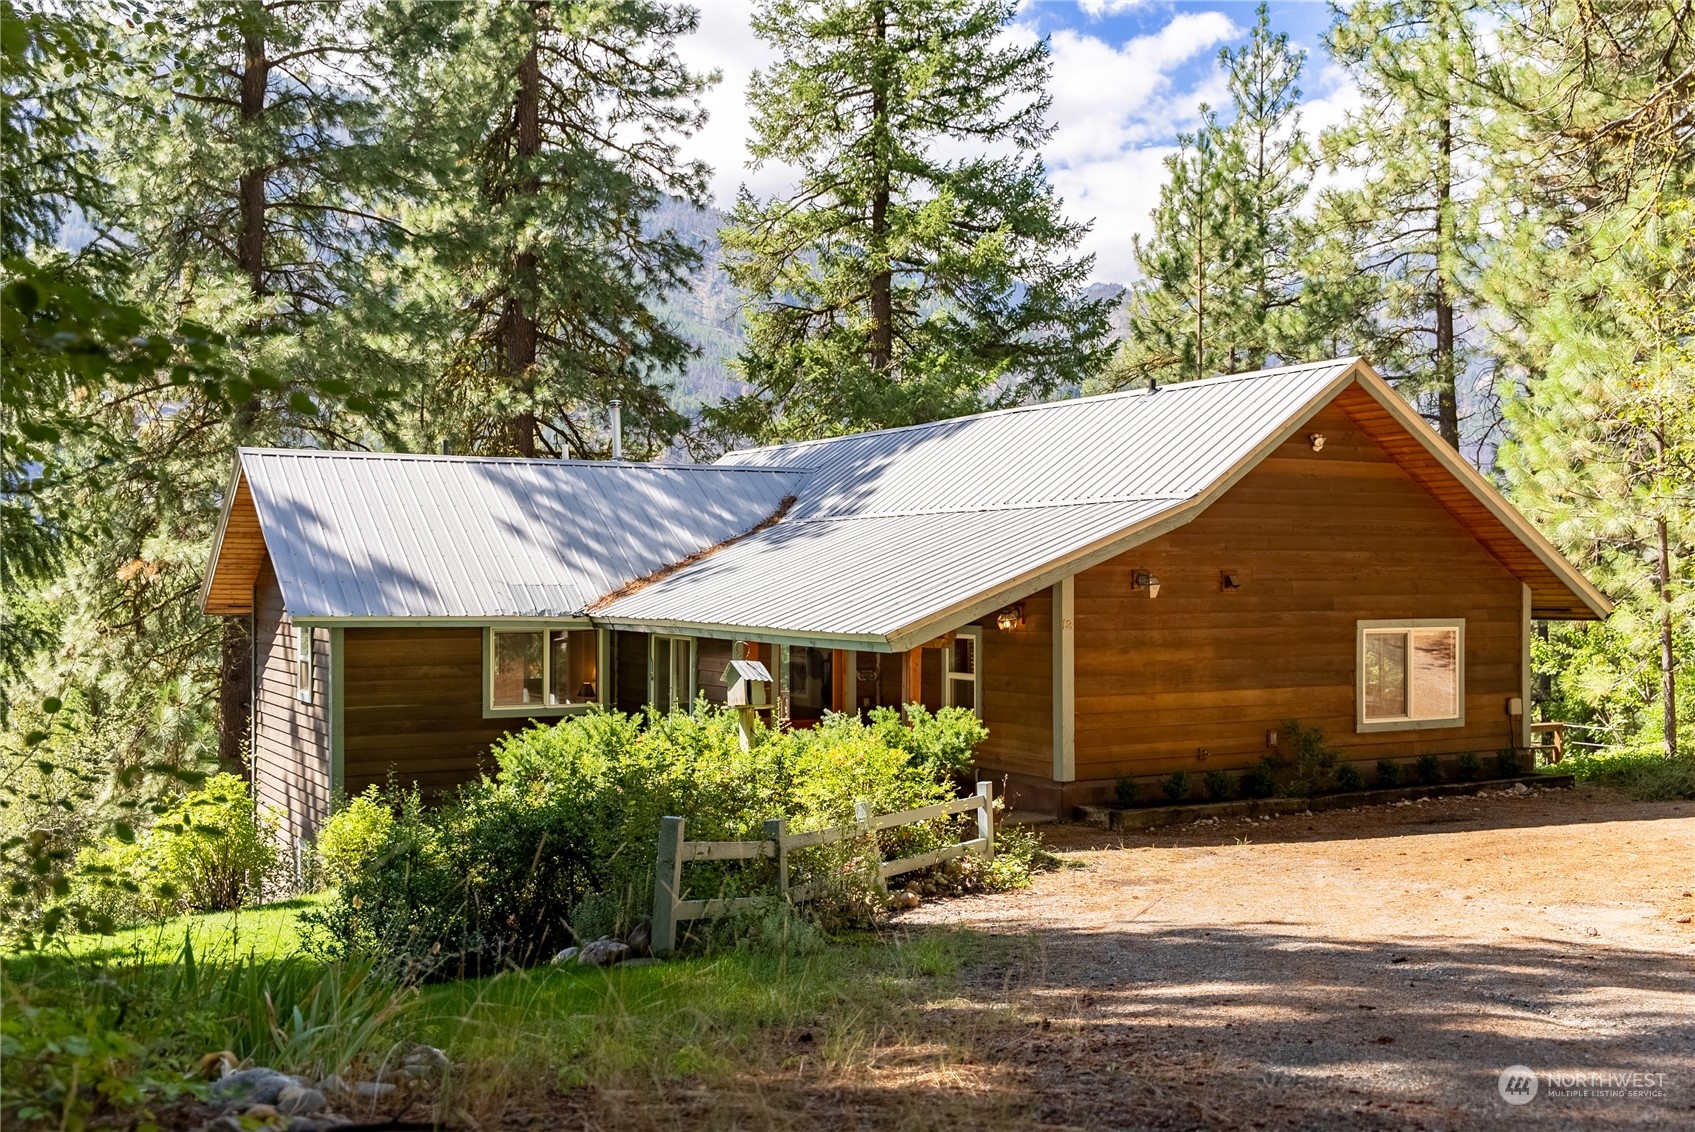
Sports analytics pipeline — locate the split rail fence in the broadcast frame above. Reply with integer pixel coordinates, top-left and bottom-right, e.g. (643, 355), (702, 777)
(651, 781), (995, 954)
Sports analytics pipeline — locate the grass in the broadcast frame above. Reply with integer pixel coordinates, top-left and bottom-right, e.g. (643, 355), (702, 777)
(1540, 749), (1695, 800)
(35, 893), (328, 966)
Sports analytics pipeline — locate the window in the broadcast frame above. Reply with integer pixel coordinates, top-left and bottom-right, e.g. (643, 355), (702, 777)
(651, 636), (696, 714)
(295, 625), (313, 703)
(1357, 620), (1464, 731)
(487, 627), (600, 715)
(943, 626), (982, 718)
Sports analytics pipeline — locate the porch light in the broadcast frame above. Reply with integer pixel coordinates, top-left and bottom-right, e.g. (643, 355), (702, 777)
(1309, 432), (1326, 452)
(1132, 571), (1161, 598)
(995, 604), (1025, 631)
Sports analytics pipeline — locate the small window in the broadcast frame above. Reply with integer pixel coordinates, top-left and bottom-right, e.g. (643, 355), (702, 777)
(1357, 620), (1463, 731)
(943, 626), (982, 718)
(488, 627), (599, 714)
(295, 625), (313, 703)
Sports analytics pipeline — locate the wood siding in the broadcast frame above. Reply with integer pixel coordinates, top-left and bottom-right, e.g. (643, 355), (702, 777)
(204, 473), (266, 614)
(1072, 404), (1526, 781)
(974, 585), (1055, 778)
(253, 559), (330, 843)
(343, 627), (527, 796)
(614, 631), (649, 715)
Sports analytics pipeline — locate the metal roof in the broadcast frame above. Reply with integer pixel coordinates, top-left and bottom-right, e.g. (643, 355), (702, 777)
(598, 358), (1363, 644)
(237, 449), (800, 619)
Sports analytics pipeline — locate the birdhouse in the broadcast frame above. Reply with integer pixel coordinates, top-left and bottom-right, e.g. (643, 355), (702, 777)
(722, 658), (774, 709)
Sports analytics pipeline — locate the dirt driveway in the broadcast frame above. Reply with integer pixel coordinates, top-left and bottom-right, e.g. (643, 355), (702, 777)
(901, 786), (1695, 1130)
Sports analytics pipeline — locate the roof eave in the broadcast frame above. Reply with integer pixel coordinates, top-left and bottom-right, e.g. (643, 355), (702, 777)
(197, 452), (249, 616)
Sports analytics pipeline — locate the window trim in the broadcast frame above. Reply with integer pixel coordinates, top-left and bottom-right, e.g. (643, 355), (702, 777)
(295, 624), (313, 703)
(1355, 618), (1465, 733)
(649, 634), (697, 714)
(482, 623), (602, 719)
(942, 625), (983, 720)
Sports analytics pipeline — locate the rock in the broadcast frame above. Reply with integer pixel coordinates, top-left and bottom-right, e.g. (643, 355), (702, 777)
(625, 920), (652, 956)
(1510, 782), (1531, 795)
(244, 1105), (281, 1121)
(887, 890), (920, 911)
(276, 1085), (326, 1116)
(551, 946), (580, 965)
(399, 1044), (450, 1080)
(576, 938), (630, 966)
(1675, 914), (1692, 924)
(210, 1067), (305, 1108)
(287, 1115), (352, 1131)
(349, 1080), (397, 1101)
(315, 1074), (346, 1095)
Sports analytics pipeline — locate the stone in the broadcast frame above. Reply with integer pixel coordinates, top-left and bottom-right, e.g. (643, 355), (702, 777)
(276, 1085), (326, 1116)
(887, 890), (920, 911)
(551, 946), (580, 965)
(349, 1080), (397, 1101)
(210, 1067), (304, 1108)
(576, 938), (631, 966)
(618, 957), (660, 968)
(400, 1044), (451, 1080)
(625, 920), (652, 956)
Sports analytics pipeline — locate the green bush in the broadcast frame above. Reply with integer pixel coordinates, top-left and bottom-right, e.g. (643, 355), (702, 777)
(1555, 751), (1695, 800)
(1202, 770), (1233, 800)
(1494, 748), (1522, 777)
(1334, 763), (1363, 791)
(316, 786), (397, 887)
(1455, 752), (1482, 780)
(1240, 760), (1277, 799)
(1160, 771), (1192, 802)
(1279, 720), (1341, 795)
(306, 705), (996, 975)
(1416, 753), (1444, 784)
(73, 773), (280, 926)
(1375, 760), (1405, 788)
(1115, 775), (1139, 805)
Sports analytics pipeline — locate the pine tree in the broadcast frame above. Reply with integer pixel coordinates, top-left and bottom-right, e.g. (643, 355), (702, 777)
(1313, 0), (1488, 450)
(707, 0), (1110, 445)
(398, 0), (711, 459)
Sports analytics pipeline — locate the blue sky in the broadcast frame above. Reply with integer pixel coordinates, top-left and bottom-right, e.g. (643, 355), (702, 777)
(676, 1), (1358, 283)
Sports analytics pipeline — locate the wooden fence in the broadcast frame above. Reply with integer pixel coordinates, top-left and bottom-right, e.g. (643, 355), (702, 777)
(651, 781), (994, 955)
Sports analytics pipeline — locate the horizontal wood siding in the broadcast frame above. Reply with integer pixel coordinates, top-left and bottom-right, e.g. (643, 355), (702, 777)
(1073, 405), (1526, 780)
(697, 637), (732, 705)
(252, 559), (330, 843)
(974, 585), (1054, 777)
(343, 627), (530, 795)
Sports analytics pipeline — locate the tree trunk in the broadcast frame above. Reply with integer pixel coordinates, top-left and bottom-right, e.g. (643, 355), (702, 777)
(1432, 93), (1460, 449)
(236, 16), (268, 300)
(1658, 514), (1678, 759)
(1194, 194), (1205, 383)
(502, 13), (544, 457)
(217, 615), (253, 773)
(867, 2), (893, 378)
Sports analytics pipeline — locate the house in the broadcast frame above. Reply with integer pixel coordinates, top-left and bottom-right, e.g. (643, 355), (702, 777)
(200, 357), (1609, 840)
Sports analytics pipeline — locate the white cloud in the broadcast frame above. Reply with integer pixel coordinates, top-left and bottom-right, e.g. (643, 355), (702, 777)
(1075, 0), (1154, 17)
(672, 2), (790, 207)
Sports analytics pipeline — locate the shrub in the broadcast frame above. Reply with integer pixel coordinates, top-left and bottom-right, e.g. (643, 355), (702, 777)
(1455, 752), (1482, 780)
(74, 773), (280, 926)
(1415, 753), (1444, 784)
(1375, 760), (1405, 788)
(1115, 775), (1139, 806)
(1279, 720), (1341, 795)
(1240, 760), (1277, 799)
(1556, 752), (1695, 801)
(1494, 749), (1522, 777)
(1160, 771), (1192, 802)
(306, 705), (993, 974)
(316, 787), (397, 887)
(1203, 770), (1233, 800)
(1333, 763), (1363, 791)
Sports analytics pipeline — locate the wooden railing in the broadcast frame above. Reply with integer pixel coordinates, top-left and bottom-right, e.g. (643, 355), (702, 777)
(651, 781), (994, 954)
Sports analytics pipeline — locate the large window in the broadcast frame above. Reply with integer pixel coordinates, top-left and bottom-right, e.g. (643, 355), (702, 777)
(486, 626), (600, 715)
(943, 626), (982, 718)
(1357, 620), (1463, 731)
(650, 635), (696, 714)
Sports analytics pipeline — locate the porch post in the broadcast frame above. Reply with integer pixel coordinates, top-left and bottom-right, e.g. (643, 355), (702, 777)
(1052, 577), (1075, 783)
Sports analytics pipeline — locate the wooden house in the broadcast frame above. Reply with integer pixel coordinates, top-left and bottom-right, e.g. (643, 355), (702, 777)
(200, 358), (1608, 839)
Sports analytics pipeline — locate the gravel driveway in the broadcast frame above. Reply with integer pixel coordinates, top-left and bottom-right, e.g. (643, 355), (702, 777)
(899, 786), (1695, 1130)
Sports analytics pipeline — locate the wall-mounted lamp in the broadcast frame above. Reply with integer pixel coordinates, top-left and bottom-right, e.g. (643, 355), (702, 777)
(1132, 571), (1161, 598)
(1196, 747), (1211, 762)
(1220, 571), (1243, 592)
(1309, 432), (1326, 452)
(994, 603), (1025, 631)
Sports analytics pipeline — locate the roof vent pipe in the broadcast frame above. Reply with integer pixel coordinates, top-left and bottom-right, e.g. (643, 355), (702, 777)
(609, 399), (623, 460)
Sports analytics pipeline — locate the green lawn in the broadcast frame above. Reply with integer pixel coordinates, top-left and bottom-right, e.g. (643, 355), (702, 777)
(34, 893), (328, 966)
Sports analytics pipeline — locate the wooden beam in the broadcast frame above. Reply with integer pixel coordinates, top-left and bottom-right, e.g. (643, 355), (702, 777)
(1052, 577), (1075, 782)
(832, 649), (847, 714)
(901, 648), (921, 718)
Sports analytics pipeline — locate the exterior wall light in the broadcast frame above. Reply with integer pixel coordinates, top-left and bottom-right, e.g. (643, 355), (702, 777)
(1132, 571), (1161, 598)
(1309, 432), (1326, 452)
(1221, 571), (1243, 592)
(995, 604), (1025, 631)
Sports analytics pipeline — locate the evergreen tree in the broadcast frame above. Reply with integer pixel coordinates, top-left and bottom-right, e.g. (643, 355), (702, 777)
(708, 0), (1110, 445)
(1313, 0), (1488, 450)
(398, 0), (711, 459)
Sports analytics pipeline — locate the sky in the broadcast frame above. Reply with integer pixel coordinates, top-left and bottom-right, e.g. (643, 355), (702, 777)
(673, 1), (1361, 285)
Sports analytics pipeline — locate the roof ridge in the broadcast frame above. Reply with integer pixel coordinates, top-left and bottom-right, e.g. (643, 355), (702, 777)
(785, 493), (1197, 524)
(238, 447), (797, 473)
(719, 356), (1362, 462)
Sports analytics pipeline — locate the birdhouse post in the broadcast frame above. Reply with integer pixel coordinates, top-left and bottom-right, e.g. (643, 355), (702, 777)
(722, 658), (775, 750)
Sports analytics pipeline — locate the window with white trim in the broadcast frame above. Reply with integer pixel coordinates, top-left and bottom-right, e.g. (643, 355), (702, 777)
(650, 635), (696, 714)
(1357, 620), (1463, 731)
(486, 626), (600, 715)
(295, 625), (313, 703)
(943, 626), (982, 719)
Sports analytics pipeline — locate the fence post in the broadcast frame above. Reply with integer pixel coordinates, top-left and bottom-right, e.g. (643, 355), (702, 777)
(653, 815), (685, 955)
(975, 781), (995, 862)
(764, 817), (789, 900)
(854, 799), (887, 893)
